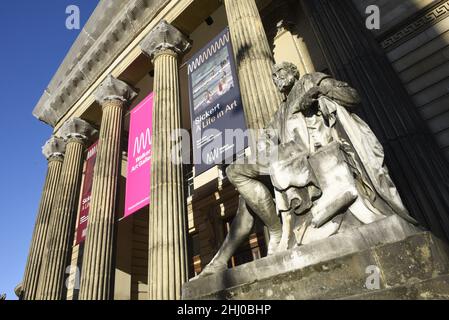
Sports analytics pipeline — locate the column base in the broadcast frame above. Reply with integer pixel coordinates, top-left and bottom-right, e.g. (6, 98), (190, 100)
(182, 215), (449, 300)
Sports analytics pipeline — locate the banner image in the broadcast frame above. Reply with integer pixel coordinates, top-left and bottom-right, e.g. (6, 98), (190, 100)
(75, 141), (98, 245)
(124, 93), (153, 217)
(187, 27), (247, 175)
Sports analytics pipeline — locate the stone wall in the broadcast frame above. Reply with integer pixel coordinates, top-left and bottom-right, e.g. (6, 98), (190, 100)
(354, 0), (449, 162)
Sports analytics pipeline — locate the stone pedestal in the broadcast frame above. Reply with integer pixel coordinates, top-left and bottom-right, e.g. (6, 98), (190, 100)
(182, 216), (449, 300)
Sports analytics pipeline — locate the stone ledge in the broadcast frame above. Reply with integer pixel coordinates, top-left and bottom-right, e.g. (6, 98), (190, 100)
(341, 274), (449, 300)
(182, 216), (449, 300)
(33, 0), (170, 127)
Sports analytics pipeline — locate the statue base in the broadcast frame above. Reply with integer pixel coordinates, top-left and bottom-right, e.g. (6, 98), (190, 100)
(182, 216), (449, 300)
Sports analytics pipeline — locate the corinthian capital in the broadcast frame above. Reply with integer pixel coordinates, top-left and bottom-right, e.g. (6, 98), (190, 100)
(94, 75), (138, 106)
(42, 136), (66, 160)
(59, 118), (98, 143)
(140, 20), (191, 60)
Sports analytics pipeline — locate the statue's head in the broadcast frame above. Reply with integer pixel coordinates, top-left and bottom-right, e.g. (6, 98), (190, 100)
(272, 62), (300, 94)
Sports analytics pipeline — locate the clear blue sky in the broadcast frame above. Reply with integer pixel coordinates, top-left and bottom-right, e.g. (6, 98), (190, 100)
(0, 1), (99, 300)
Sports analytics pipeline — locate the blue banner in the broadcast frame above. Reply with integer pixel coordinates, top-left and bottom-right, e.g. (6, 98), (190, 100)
(187, 28), (248, 175)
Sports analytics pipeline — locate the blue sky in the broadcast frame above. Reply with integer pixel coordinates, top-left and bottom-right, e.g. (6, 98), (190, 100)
(0, 1), (99, 300)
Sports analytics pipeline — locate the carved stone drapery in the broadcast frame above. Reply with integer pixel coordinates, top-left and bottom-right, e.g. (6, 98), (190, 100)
(301, 0), (449, 241)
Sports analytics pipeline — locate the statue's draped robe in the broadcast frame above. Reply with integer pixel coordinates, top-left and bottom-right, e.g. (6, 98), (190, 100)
(259, 72), (416, 228)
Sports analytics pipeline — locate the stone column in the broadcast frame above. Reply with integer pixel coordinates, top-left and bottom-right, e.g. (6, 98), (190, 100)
(79, 75), (137, 300)
(140, 20), (191, 300)
(302, 0), (449, 240)
(22, 137), (65, 300)
(261, 0), (316, 74)
(224, 0), (282, 264)
(224, 0), (282, 134)
(38, 118), (97, 300)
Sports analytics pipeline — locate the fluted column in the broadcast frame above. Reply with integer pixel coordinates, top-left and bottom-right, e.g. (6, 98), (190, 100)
(38, 118), (97, 300)
(22, 137), (65, 300)
(79, 75), (137, 300)
(262, 0), (316, 74)
(140, 20), (191, 300)
(302, 0), (449, 240)
(224, 0), (282, 134)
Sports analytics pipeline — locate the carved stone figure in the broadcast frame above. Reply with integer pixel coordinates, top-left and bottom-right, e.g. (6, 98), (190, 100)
(199, 62), (417, 278)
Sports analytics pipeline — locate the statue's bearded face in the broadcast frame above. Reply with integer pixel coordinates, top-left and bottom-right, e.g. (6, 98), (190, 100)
(273, 68), (297, 94)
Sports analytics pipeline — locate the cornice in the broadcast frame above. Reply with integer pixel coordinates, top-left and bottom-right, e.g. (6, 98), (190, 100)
(379, 0), (449, 51)
(32, 0), (171, 127)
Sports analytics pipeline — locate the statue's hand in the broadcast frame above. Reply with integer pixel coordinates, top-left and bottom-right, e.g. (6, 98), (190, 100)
(299, 89), (319, 111)
(307, 86), (323, 98)
(309, 86), (332, 99)
(299, 86), (331, 112)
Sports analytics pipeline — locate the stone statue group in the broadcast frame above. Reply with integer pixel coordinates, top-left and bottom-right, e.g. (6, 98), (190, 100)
(199, 62), (417, 277)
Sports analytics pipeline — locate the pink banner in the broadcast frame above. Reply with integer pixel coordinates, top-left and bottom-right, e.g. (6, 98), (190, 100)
(76, 141), (98, 244)
(124, 93), (153, 217)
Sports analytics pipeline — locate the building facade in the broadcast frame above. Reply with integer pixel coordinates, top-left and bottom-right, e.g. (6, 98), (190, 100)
(20, 0), (449, 300)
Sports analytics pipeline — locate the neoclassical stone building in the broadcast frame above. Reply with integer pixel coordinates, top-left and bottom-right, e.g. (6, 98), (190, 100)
(20, 0), (449, 300)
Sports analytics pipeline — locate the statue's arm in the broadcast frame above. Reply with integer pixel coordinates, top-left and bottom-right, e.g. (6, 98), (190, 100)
(264, 110), (281, 143)
(319, 78), (361, 107)
(256, 111), (280, 163)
